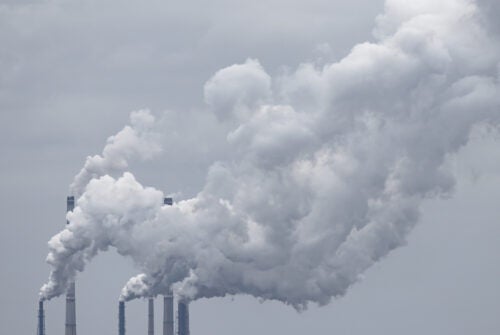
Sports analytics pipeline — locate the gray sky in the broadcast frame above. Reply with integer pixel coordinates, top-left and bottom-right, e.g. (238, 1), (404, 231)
(1, 0), (499, 334)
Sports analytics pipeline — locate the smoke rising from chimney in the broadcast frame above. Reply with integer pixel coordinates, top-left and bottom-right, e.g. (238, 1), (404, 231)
(70, 110), (161, 198)
(41, 0), (500, 308)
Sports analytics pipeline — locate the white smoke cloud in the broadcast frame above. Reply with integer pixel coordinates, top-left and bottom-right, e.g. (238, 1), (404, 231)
(70, 109), (161, 197)
(204, 58), (272, 121)
(41, 0), (500, 308)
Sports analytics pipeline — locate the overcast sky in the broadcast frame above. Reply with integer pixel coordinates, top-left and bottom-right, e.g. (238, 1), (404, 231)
(1, 0), (499, 334)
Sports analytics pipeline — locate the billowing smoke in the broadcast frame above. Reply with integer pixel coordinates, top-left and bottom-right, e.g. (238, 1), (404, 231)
(40, 110), (161, 299)
(70, 109), (161, 197)
(41, 0), (500, 308)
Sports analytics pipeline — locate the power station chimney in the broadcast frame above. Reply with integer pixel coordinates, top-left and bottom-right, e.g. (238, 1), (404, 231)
(65, 196), (77, 335)
(119, 301), (126, 335)
(163, 197), (175, 335)
(37, 300), (45, 335)
(163, 295), (174, 335)
(165, 197), (189, 335)
(177, 301), (189, 335)
(148, 298), (155, 335)
(164, 197), (173, 206)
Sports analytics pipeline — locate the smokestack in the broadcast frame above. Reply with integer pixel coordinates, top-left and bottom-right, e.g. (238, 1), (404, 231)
(177, 301), (189, 335)
(163, 295), (174, 335)
(37, 300), (45, 335)
(66, 196), (74, 224)
(148, 298), (154, 335)
(163, 197), (173, 206)
(119, 301), (125, 335)
(163, 198), (190, 335)
(163, 197), (174, 335)
(65, 196), (77, 335)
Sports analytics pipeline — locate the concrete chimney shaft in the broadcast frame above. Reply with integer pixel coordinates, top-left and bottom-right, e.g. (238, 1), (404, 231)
(163, 294), (174, 335)
(65, 196), (77, 335)
(162, 197), (175, 335)
(177, 301), (189, 335)
(119, 301), (125, 335)
(148, 298), (155, 335)
(37, 300), (45, 335)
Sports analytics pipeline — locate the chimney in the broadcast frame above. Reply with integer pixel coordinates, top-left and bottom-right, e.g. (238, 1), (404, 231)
(65, 196), (77, 335)
(163, 197), (173, 206)
(163, 295), (174, 335)
(66, 196), (74, 225)
(165, 198), (189, 335)
(119, 301), (126, 335)
(37, 300), (45, 335)
(163, 197), (175, 335)
(177, 301), (189, 335)
(148, 298), (155, 335)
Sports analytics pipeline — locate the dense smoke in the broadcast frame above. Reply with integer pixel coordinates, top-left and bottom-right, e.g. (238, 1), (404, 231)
(41, 0), (500, 308)
(40, 110), (161, 298)
(70, 110), (161, 197)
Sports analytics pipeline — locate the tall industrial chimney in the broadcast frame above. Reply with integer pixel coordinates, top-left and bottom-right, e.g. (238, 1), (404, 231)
(37, 300), (45, 335)
(177, 301), (189, 335)
(148, 298), (155, 335)
(163, 197), (174, 335)
(65, 196), (77, 335)
(163, 295), (174, 335)
(119, 301), (126, 335)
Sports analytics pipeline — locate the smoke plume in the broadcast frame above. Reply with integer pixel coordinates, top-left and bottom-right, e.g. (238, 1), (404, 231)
(41, 0), (500, 308)
(40, 110), (161, 298)
(70, 110), (161, 197)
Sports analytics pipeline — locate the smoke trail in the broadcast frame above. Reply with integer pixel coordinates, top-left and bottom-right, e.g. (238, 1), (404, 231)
(41, 0), (500, 308)
(70, 109), (161, 197)
(39, 111), (161, 299)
